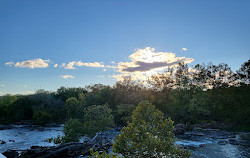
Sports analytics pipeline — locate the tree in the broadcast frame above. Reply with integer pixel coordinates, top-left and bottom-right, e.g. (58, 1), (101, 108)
(62, 118), (83, 143)
(115, 104), (136, 125)
(113, 101), (190, 157)
(83, 105), (114, 138)
(65, 97), (84, 120)
(237, 59), (250, 84)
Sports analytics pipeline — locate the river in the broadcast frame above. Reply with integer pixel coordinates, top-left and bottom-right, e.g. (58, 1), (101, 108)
(0, 125), (249, 158)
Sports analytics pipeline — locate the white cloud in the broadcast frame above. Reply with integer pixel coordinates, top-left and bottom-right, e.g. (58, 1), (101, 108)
(61, 74), (75, 79)
(60, 63), (66, 67)
(14, 59), (50, 69)
(65, 61), (76, 69)
(54, 64), (58, 68)
(103, 69), (106, 72)
(113, 47), (194, 81)
(111, 61), (115, 64)
(106, 65), (117, 68)
(5, 62), (15, 67)
(1, 84), (5, 87)
(0, 91), (2, 95)
(76, 61), (105, 67)
(24, 85), (28, 87)
(182, 48), (187, 51)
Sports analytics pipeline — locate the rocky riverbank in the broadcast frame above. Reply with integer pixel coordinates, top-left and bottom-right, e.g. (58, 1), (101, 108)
(1, 123), (249, 158)
(2, 133), (113, 158)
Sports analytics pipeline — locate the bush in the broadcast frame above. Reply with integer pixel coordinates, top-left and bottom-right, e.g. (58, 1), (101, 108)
(62, 118), (83, 143)
(113, 100), (191, 157)
(83, 105), (114, 138)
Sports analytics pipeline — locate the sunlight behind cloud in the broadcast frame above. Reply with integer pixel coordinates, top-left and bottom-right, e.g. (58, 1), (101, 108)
(113, 47), (194, 81)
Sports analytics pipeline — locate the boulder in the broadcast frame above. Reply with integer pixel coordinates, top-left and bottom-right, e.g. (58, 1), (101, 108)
(174, 124), (186, 135)
(2, 150), (18, 158)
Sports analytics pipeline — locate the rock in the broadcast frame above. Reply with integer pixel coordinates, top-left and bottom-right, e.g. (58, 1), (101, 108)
(229, 139), (240, 145)
(0, 125), (12, 130)
(0, 140), (6, 144)
(9, 139), (15, 142)
(218, 141), (227, 145)
(2, 150), (18, 158)
(174, 124), (186, 135)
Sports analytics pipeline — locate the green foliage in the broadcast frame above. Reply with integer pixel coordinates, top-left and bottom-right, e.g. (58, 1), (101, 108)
(33, 111), (52, 125)
(113, 101), (191, 157)
(30, 91), (65, 124)
(0, 95), (17, 122)
(83, 105), (114, 138)
(115, 104), (136, 125)
(2, 96), (33, 123)
(45, 135), (63, 144)
(47, 118), (83, 144)
(65, 97), (84, 120)
(62, 118), (83, 143)
(88, 148), (122, 158)
(56, 87), (87, 102)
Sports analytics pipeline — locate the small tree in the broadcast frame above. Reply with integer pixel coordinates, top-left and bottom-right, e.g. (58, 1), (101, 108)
(65, 97), (84, 120)
(63, 118), (83, 143)
(113, 100), (191, 157)
(83, 105), (114, 138)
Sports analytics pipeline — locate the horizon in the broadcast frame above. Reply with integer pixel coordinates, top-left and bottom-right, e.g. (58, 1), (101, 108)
(1, 0), (250, 95)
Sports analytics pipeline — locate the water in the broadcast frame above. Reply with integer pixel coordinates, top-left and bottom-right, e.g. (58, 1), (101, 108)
(0, 125), (63, 153)
(0, 126), (249, 158)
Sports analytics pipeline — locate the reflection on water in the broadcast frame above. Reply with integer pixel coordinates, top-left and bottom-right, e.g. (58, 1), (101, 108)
(0, 126), (249, 158)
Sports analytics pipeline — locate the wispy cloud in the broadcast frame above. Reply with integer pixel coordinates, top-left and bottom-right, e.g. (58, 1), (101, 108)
(5, 59), (50, 69)
(61, 74), (75, 79)
(112, 47), (194, 81)
(97, 75), (104, 78)
(5, 62), (14, 67)
(76, 61), (105, 67)
(60, 63), (66, 67)
(1, 84), (5, 87)
(53, 64), (58, 68)
(182, 48), (187, 51)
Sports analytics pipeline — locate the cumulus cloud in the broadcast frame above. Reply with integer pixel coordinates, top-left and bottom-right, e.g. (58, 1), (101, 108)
(113, 47), (194, 81)
(54, 64), (58, 68)
(65, 61), (76, 69)
(12, 59), (50, 69)
(61, 74), (75, 79)
(76, 61), (105, 67)
(182, 48), (187, 51)
(5, 62), (14, 67)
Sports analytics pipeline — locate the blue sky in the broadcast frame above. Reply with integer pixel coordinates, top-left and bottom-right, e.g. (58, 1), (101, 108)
(0, 0), (249, 95)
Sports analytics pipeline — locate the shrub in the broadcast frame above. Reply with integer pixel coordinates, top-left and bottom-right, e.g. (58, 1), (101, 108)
(113, 100), (191, 157)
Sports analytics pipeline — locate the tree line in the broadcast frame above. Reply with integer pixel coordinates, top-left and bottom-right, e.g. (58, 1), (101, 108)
(0, 60), (249, 129)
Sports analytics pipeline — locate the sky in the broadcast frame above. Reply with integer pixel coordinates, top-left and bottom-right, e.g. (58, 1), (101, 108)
(0, 0), (250, 95)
